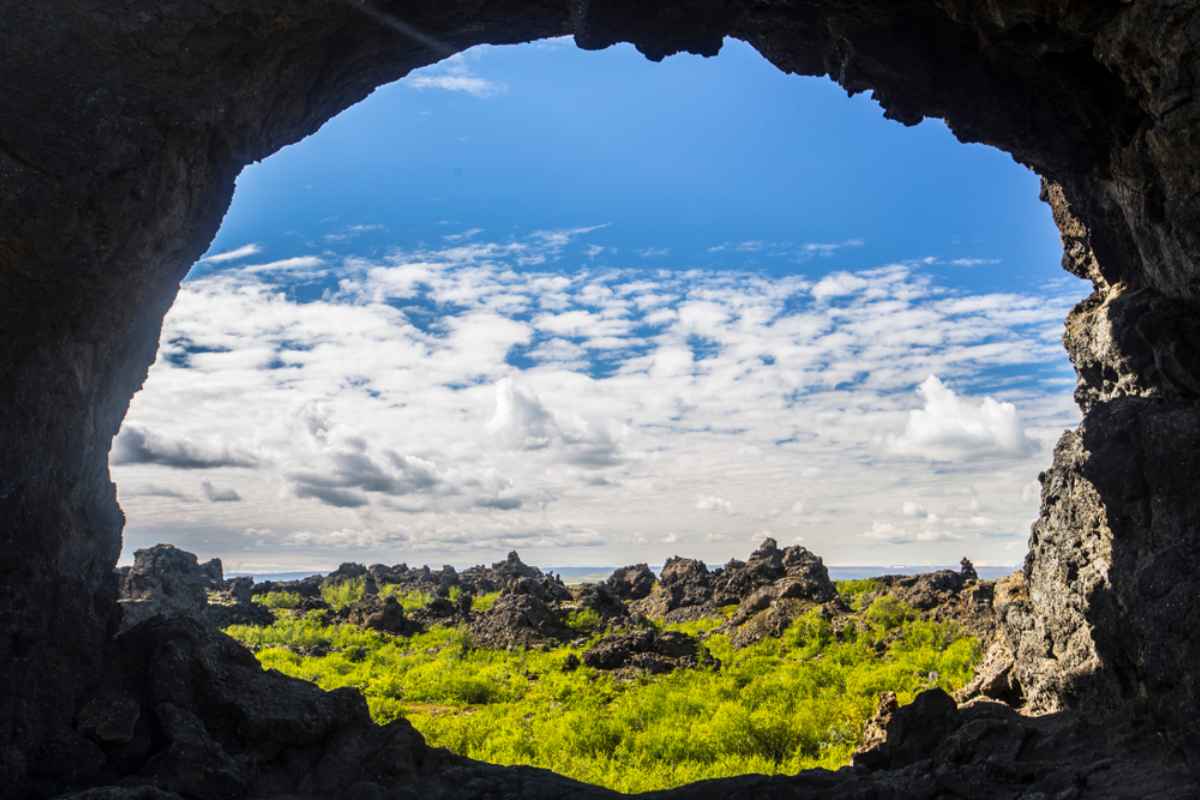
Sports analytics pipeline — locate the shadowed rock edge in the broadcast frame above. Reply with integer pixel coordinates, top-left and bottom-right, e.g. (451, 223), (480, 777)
(2, 1), (1199, 797)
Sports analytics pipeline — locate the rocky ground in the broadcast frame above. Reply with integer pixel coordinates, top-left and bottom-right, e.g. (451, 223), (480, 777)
(122, 538), (995, 675)
(41, 541), (1192, 798)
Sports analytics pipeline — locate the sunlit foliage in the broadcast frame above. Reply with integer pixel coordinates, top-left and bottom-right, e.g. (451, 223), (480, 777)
(226, 596), (979, 793)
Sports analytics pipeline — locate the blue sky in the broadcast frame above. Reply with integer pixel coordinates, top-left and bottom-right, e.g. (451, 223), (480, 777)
(114, 38), (1085, 571)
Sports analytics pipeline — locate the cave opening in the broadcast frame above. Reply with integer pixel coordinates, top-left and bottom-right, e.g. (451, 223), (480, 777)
(109, 37), (1084, 792)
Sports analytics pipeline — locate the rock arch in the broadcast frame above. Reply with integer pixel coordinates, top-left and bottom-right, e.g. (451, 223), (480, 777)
(2, 2), (1198, 797)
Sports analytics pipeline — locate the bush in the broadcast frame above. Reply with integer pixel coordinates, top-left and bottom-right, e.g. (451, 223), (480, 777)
(472, 591), (500, 612)
(321, 577), (366, 610)
(254, 590), (303, 609)
(865, 595), (913, 631)
(835, 578), (880, 611)
(379, 585), (433, 612)
(565, 608), (602, 632)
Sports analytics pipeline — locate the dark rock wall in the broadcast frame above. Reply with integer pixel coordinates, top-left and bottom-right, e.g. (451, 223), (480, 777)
(2, 0), (1199, 796)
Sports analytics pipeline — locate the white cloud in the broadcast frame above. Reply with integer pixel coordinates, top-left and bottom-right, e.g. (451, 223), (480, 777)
(407, 75), (503, 96)
(696, 495), (735, 514)
(801, 239), (865, 257)
(811, 271), (870, 301)
(887, 376), (1039, 461)
(863, 521), (963, 545)
(324, 224), (384, 243)
(488, 378), (557, 451)
(202, 244), (262, 263)
(202, 480), (242, 503)
(444, 227), (483, 243)
(240, 256), (325, 275)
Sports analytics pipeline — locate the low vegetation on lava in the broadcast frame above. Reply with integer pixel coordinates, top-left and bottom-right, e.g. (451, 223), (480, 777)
(207, 540), (987, 792)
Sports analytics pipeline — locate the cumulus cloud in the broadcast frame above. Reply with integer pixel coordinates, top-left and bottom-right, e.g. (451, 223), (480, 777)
(696, 495), (735, 514)
(202, 481), (242, 503)
(887, 376), (1039, 461)
(287, 448), (442, 509)
(407, 74), (505, 96)
(862, 521), (963, 545)
(112, 426), (259, 470)
(488, 378), (623, 468)
(488, 379), (557, 451)
(404, 53), (506, 97)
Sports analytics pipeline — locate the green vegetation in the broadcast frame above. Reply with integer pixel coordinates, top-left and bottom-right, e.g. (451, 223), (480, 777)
(226, 598), (979, 793)
(471, 591), (500, 612)
(565, 607), (603, 633)
(835, 578), (881, 611)
(320, 577), (366, 610)
(254, 590), (304, 610)
(378, 584), (433, 612)
(865, 594), (915, 630)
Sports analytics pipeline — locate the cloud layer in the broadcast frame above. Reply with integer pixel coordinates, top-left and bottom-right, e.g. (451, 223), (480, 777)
(114, 229), (1082, 570)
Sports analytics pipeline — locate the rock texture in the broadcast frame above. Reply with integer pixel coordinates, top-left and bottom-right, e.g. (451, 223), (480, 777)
(582, 629), (713, 675)
(3, 1), (1200, 798)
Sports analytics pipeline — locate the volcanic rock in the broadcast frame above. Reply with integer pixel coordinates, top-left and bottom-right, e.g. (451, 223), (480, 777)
(337, 596), (415, 636)
(712, 538), (836, 605)
(117, 545), (223, 631)
(604, 564), (656, 600)
(631, 557), (715, 620)
(469, 592), (571, 649)
(571, 582), (628, 623)
(582, 629), (712, 675)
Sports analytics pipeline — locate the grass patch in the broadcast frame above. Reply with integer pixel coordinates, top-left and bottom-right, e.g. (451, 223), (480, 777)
(226, 600), (978, 793)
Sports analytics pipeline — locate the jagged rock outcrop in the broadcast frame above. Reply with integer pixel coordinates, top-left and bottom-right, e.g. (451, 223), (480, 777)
(571, 582), (629, 623)
(604, 564), (656, 600)
(4, 1), (1200, 798)
(336, 596), (416, 637)
(469, 593), (571, 649)
(632, 557), (715, 621)
(712, 538), (837, 606)
(865, 560), (997, 637)
(582, 629), (712, 675)
(118, 544), (275, 631)
(117, 545), (223, 631)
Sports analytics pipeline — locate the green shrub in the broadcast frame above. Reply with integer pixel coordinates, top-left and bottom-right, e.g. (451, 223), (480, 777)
(565, 608), (602, 632)
(865, 595), (914, 631)
(321, 577), (366, 610)
(379, 585), (433, 612)
(472, 591), (500, 612)
(254, 590), (303, 609)
(835, 578), (880, 611)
